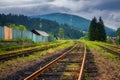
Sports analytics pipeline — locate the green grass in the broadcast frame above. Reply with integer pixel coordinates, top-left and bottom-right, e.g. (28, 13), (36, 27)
(0, 40), (66, 55)
(80, 40), (120, 80)
(103, 52), (118, 59)
(0, 40), (60, 49)
(80, 40), (119, 60)
(0, 63), (6, 69)
(0, 40), (73, 70)
(81, 40), (102, 50)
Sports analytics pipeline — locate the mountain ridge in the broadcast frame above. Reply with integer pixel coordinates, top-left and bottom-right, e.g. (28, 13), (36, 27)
(30, 13), (116, 36)
(0, 14), (84, 39)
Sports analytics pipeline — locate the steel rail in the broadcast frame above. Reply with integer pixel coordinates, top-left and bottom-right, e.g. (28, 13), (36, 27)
(0, 42), (66, 61)
(77, 44), (87, 80)
(24, 44), (78, 80)
(96, 44), (120, 56)
(104, 44), (120, 49)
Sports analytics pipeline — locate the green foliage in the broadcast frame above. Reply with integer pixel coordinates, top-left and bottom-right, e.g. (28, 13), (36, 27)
(9, 24), (27, 31)
(58, 27), (64, 39)
(116, 37), (120, 44)
(116, 28), (120, 44)
(106, 38), (113, 44)
(88, 17), (106, 42)
(117, 28), (120, 36)
(80, 32), (89, 40)
(9, 24), (18, 29)
(18, 25), (27, 30)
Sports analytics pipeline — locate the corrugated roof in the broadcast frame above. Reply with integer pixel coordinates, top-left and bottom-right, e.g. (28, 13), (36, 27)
(35, 29), (49, 37)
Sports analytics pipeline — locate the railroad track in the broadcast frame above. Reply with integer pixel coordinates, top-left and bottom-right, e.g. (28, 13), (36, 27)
(104, 43), (120, 50)
(96, 44), (120, 56)
(24, 43), (86, 80)
(83, 50), (98, 80)
(0, 42), (67, 61)
(1, 44), (37, 51)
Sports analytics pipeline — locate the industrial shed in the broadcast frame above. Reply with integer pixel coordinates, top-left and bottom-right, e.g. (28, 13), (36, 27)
(32, 29), (49, 42)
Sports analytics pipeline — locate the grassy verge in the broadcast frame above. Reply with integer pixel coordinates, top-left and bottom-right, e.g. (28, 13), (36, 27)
(81, 40), (119, 60)
(81, 40), (120, 80)
(0, 40), (65, 55)
(0, 40), (73, 71)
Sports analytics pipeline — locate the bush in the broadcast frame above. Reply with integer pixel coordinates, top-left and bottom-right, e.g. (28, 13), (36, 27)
(106, 38), (113, 44)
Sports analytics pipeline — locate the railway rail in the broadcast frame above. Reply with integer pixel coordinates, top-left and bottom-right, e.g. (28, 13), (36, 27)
(104, 43), (120, 50)
(96, 44), (120, 56)
(24, 43), (87, 80)
(1, 44), (38, 51)
(0, 42), (67, 61)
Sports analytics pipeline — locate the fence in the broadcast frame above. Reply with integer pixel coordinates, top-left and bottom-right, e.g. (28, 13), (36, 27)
(0, 27), (4, 40)
(4, 26), (12, 40)
(0, 26), (49, 42)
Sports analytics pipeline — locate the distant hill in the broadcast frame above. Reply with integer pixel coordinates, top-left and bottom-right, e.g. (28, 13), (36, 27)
(30, 13), (116, 36)
(0, 14), (83, 39)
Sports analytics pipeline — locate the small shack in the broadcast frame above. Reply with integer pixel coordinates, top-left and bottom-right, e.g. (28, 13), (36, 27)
(32, 29), (49, 42)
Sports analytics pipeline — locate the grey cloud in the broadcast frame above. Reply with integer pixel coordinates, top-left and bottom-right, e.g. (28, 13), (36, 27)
(69, 0), (80, 1)
(0, 0), (120, 29)
(95, 0), (120, 10)
(0, 4), (70, 15)
(0, 0), (55, 8)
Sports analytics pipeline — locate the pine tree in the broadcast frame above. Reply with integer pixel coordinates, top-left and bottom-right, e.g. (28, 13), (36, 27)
(88, 17), (106, 42)
(98, 17), (106, 42)
(88, 17), (97, 41)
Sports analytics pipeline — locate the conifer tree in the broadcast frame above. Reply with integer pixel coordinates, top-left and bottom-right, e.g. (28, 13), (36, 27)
(98, 17), (106, 41)
(88, 17), (106, 42)
(88, 17), (97, 41)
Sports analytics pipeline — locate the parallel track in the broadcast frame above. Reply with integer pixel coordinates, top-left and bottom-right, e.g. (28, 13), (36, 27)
(0, 42), (66, 61)
(104, 43), (120, 50)
(96, 44), (120, 56)
(24, 43), (86, 80)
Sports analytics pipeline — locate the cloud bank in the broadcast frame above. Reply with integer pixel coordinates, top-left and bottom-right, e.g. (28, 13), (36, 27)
(0, 0), (120, 29)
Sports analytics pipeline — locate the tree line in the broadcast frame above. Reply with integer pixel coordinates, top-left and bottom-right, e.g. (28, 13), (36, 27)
(0, 13), (84, 39)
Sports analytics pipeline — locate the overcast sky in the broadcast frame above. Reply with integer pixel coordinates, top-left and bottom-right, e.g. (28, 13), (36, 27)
(0, 0), (120, 29)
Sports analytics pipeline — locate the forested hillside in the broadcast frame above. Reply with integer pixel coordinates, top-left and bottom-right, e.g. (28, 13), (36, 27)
(0, 14), (83, 39)
(32, 13), (116, 36)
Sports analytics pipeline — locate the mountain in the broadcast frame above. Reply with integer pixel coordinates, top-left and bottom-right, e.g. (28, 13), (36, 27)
(0, 14), (83, 39)
(30, 13), (116, 36)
